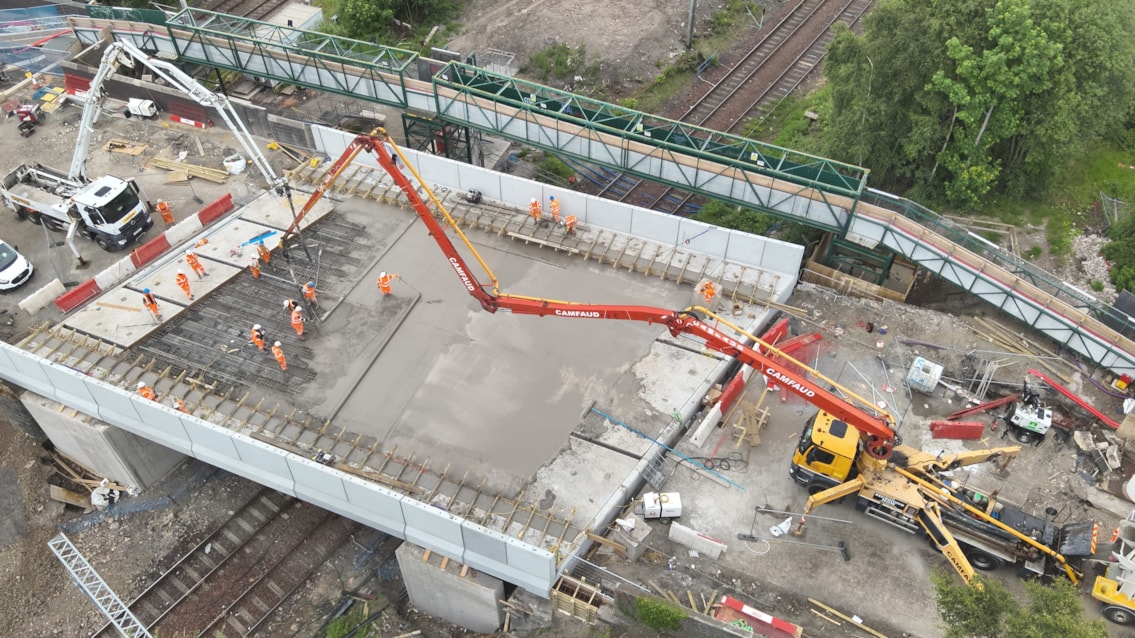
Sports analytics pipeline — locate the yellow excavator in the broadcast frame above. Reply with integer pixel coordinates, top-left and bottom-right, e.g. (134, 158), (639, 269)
(790, 411), (1098, 584)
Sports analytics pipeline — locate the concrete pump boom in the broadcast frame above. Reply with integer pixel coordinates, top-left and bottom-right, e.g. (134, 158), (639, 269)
(72, 40), (283, 189)
(289, 131), (900, 458)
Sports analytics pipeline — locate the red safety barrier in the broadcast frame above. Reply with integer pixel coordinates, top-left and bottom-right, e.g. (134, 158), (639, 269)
(716, 595), (801, 638)
(930, 420), (985, 440)
(130, 233), (171, 268)
(197, 193), (234, 226)
(719, 370), (746, 414)
(55, 279), (101, 313)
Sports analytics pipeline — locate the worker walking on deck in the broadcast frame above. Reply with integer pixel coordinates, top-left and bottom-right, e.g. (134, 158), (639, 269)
(528, 197), (542, 224)
(377, 271), (399, 297)
(257, 240), (271, 265)
(283, 298), (299, 317)
(549, 196), (561, 223)
(136, 381), (156, 401)
(185, 250), (207, 279)
(175, 270), (193, 300)
(249, 257), (261, 279)
(302, 281), (318, 306)
(291, 306), (306, 339)
(272, 341), (287, 371)
(172, 397), (187, 412)
(250, 324), (266, 351)
(562, 215), (578, 234)
(141, 288), (162, 321)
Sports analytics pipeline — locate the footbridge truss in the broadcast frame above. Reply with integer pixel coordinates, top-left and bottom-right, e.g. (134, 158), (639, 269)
(66, 9), (1135, 376)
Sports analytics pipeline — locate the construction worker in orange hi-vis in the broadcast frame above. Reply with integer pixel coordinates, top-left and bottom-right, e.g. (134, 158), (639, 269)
(249, 257), (261, 279)
(272, 341), (287, 371)
(283, 298), (299, 316)
(175, 269), (193, 300)
(377, 271), (399, 296)
(291, 306), (306, 338)
(156, 200), (174, 225)
(136, 381), (156, 400)
(185, 250), (207, 279)
(302, 281), (317, 305)
(563, 215), (578, 234)
(528, 197), (542, 224)
(549, 196), (561, 223)
(141, 288), (162, 321)
(697, 280), (716, 305)
(257, 240), (271, 264)
(250, 324), (266, 351)
(172, 397), (187, 412)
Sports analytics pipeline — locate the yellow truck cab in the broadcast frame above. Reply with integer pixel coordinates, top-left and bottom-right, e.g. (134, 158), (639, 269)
(789, 411), (858, 493)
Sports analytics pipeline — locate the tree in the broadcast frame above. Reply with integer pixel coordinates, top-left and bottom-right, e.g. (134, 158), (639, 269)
(1103, 215), (1135, 292)
(821, 0), (1135, 207)
(932, 570), (1108, 638)
(693, 200), (776, 236)
(329, 0), (460, 42)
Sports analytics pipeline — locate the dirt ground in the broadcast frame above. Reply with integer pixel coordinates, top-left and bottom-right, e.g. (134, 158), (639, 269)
(444, 0), (726, 93)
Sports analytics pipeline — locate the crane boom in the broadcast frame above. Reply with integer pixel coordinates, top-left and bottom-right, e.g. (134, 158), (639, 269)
(71, 41), (284, 189)
(291, 131), (899, 457)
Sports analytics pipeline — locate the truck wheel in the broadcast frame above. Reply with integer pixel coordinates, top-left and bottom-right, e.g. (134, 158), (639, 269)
(25, 210), (42, 225)
(95, 236), (113, 251)
(965, 549), (1004, 571)
(1014, 430), (1037, 445)
(1103, 606), (1135, 625)
(44, 218), (66, 232)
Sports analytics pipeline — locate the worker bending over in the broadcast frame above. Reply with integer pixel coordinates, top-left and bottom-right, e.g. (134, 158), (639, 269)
(250, 324), (266, 351)
(175, 270), (193, 300)
(141, 288), (161, 321)
(136, 381), (156, 401)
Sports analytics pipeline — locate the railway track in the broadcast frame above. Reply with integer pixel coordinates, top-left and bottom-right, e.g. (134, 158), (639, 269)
(90, 488), (359, 638)
(603, 0), (874, 215)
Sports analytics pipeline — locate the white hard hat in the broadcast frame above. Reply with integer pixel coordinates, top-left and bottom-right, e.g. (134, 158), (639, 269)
(380, 271), (387, 278)
(185, 250), (194, 256)
(531, 198), (537, 203)
(274, 341), (282, 347)
(295, 306), (303, 312)
(283, 299), (291, 307)
(177, 269), (184, 274)
(253, 324), (261, 330)
(136, 381), (146, 389)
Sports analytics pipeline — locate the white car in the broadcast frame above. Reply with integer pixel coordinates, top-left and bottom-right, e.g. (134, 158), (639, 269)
(0, 241), (33, 291)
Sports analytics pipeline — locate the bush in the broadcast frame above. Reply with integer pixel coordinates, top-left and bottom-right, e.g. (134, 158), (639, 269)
(635, 597), (686, 633)
(537, 155), (574, 181)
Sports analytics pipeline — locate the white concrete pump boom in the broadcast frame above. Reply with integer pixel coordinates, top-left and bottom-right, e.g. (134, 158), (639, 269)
(74, 40), (284, 189)
(70, 43), (135, 183)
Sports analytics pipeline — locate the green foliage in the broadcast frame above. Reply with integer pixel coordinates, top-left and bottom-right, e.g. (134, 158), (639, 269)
(537, 155), (575, 181)
(694, 200), (776, 236)
(932, 570), (1107, 638)
(521, 43), (600, 87)
(319, 0), (460, 43)
(321, 607), (368, 638)
(1090, 279), (1105, 292)
(1022, 245), (1043, 260)
(821, 0), (1135, 207)
(1104, 215), (1135, 292)
(635, 597), (686, 633)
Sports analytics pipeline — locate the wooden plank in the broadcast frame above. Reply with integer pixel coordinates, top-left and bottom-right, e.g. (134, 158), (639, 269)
(811, 609), (841, 625)
(50, 485), (93, 511)
(585, 530), (628, 557)
(808, 598), (888, 638)
(102, 138), (147, 155)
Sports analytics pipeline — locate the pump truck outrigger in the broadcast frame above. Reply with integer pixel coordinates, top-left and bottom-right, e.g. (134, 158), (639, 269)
(285, 129), (1097, 589)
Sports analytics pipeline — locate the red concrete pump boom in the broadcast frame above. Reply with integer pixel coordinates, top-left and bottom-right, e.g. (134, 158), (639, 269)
(285, 131), (899, 459)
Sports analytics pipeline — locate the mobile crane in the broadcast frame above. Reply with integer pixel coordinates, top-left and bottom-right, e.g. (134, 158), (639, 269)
(290, 130), (1097, 587)
(1, 40), (284, 253)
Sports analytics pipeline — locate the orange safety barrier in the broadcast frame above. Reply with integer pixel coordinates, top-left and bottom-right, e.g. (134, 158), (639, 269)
(196, 193), (234, 226)
(55, 279), (101, 313)
(130, 234), (171, 268)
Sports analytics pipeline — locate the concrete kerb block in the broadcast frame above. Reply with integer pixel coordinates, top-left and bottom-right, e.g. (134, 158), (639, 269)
(93, 255), (138, 290)
(163, 214), (204, 247)
(19, 278), (66, 314)
(668, 521), (727, 560)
